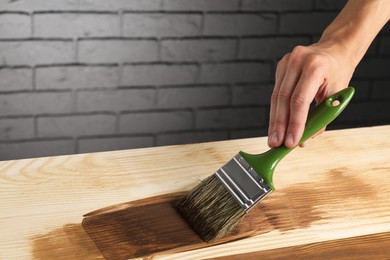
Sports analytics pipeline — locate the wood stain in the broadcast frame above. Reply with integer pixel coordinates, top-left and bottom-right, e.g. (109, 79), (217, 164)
(82, 192), (273, 259)
(32, 167), (378, 259)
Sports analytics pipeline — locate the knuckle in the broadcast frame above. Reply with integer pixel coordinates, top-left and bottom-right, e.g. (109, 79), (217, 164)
(290, 46), (305, 62)
(270, 92), (279, 103)
(280, 53), (291, 64)
(277, 91), (291, 101)
(276, 59), (284, 68)
(288, 120), (304, 131)
(304, 55), (326, 72)
(292, 45), (305, 56)
(275, 117), (286, 126)
(291, 93), (306, 107)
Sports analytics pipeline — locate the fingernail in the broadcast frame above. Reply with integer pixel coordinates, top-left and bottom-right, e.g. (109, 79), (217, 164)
(285, 133), (294, 147)
(271, 132), (278, 145)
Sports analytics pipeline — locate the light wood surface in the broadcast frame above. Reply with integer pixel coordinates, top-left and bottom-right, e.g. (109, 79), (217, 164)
(1, 125), (389, 259)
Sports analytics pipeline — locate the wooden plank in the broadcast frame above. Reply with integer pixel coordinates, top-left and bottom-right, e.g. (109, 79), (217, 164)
(0, 126), (389, 259)
(210, 232), (390, 259)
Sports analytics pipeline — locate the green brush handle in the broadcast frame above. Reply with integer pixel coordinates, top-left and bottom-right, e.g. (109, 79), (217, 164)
(240, 87), (355, 190)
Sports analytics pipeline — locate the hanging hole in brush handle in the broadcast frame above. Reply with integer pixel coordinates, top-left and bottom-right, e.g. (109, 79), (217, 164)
(298, 86), (355, 145)
(331, 100), (341, 107)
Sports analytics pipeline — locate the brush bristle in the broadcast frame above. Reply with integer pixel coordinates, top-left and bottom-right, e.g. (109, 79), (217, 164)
(176, 175), (244, 242)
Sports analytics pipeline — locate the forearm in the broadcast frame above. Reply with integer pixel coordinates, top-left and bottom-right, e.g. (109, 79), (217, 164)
(318, 0), (390, 67)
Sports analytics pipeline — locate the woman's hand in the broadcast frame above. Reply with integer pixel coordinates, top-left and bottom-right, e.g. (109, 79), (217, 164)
(268, 43), (355, 148)
(267, 0), (390, 149)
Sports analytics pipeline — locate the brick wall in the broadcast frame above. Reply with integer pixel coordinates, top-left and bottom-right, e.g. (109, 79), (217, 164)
(0, 0), (389, 160)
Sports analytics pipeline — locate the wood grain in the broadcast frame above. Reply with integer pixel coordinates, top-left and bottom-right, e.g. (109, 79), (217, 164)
(0, 126), (389, 259)
(210, 232), (390, 259)
(82, 192), (273, 260)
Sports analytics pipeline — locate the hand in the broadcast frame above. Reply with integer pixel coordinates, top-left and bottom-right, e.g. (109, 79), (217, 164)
(268, 43), (355, 148)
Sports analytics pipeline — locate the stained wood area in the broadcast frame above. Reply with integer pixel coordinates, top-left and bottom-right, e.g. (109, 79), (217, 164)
(1, 126), (390, 259)
(82, 192), (274, 260)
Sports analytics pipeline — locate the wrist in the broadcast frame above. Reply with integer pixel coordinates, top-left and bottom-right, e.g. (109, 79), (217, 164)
(317, 27), (364, 69)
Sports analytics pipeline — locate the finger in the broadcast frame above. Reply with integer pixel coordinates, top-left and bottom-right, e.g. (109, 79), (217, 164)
(299, 126), (326, 148)
(268, 54), (289, 147)
(270, 52), (303, 147)
(311, 126), (326, 139)
(284, 63), (325, 148)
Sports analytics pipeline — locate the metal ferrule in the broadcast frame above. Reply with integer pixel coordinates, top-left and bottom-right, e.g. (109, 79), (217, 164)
(215, 154), (272, 213)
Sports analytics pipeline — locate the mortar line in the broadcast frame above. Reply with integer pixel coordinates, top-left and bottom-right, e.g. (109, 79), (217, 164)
(31, 66), (36, 90)
(33, 115), (38, 138)
(73, 38), (78, 63)
(74, 137), (79, 154)
(119, 10), (124, 37)
(115, 112), (120, 134)
(30, 12), (35, 37)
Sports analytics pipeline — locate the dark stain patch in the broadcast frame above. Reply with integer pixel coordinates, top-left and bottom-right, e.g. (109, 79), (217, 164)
(82, 192), (274, 260)
(32, 167), (378, 259)
(31, 224), (104, 260)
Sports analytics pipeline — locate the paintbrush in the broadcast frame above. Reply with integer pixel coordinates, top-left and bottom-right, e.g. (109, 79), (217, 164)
(176, 87), (355, 242)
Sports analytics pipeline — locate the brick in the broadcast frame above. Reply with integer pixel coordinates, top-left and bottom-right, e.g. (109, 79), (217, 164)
(327, 122), (369, 130)
(0, 68), (32, 91)
(156, 131), (228, 146)
(36, 66), (118, 90)
(0, 0), (78, 12)
(0, 139), (74, 161)
(199, 62), (271, 84)
(78, 39), (158, 63)
(365, 37), (379, 55)
(203, 14), (277, 36)
(157, 86), (229, 109)
(380, 35), (390, 54)
(78, 0), (162, 11)
(161, 39), (236, 62)
(77, 89), (155, 112)
(34, 13), (120, 38)
(372, 80), (390, 99)
(0, 118), (34, 140)
(349, 80), (370, 100)
(0, 0), (162, 12)
(196, 107), (267, 129)
(230, 128), (268, 139)
(0, 92), (72, 116)
(382, 22), (390, 33)
(239, 37), (311, 60)
(121, 64), (198, 86)
(314, 0), (347, 9)
(232, 83), (273, 105)
(280, 12), (338, 34)
(0, 14), (30, 38)
(354, 58), (390, 78)
(163, 0), (239, 11)
(242, 0), (312, 11)
(0, 40), (74, 66)
(38, 114), (116, 137)
(123, 13), (202, 37)
(337, 102), (390, 123)
(78, 135), (154, 153)
(119, 111), (192, 134)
